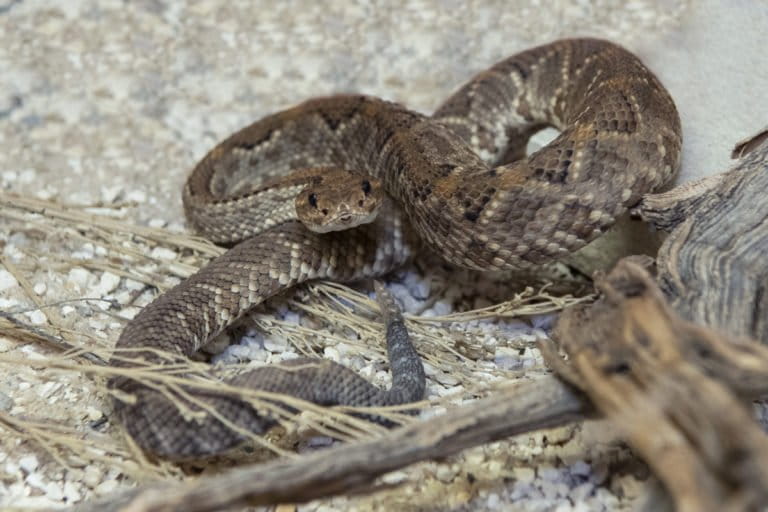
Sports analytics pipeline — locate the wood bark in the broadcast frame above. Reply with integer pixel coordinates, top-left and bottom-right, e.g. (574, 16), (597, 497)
(638, 128), (768, 344)
(547, 259), (768, 512)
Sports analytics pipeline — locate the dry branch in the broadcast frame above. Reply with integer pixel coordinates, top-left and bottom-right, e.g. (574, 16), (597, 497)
(548, 259), (768, 512)
(638, 127), (768, 344)
(73, 377), (589, 512)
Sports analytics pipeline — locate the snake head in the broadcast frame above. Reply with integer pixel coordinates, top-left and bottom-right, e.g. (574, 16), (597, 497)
(295, 169), (384, 233)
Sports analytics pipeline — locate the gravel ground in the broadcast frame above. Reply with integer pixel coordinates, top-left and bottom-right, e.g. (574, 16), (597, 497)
(1, 0), (766, 510)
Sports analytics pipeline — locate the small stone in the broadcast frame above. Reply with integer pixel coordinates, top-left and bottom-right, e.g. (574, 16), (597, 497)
(494, 346), (522, 370)
(61, 305), (75, 315)
(44, 481), (64, 501)
(19, 455), (38, 473)
(126, 189), (146, 203)
(0, 270), (18, 292)
(323, 346), (340, 362)
(423, 300), (452, 317)
(92, 271), (121, 296)
(94, 479), (118, 495)
(71, 243), (95, 260)
(82, 466), (102, 488)
(26, 471), (46, 490)
(27, 310), (47, 325)
(263, 336), (288, 352)
(37, 381), (61, 398)
(513, 467), (535, 483)
(571, 460), (591, 477)
(380, 470), (408, 485)
(148, 218), (167, 228)
(282, 311), (300, 324)
(63, 480), (82, 502)
(0, 297), (18, 310)
(435, 464), (457, 482)
(35, 188), (55, 200)
(150, 247), (178, 261)
(403, 273), (430, 300)
(101, 186), (123, 203)
(0, 391), (14, 411)
(434, 372), (459, 386)
(33, 282), (47, 295)
(67, 268), (92, 291)
(85, 406), (103, 421)
(19, 169), (36, 184)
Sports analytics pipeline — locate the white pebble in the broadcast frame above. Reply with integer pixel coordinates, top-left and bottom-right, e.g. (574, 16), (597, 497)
(423, 300), (452, 317)
(44, 481), (64, 501)
(67, 268), (92, 291)
(0, 297), (19, 309)
(0, 391), (14, 411)
(82, 465), (103, 488)
(63, 480), (82, 502)
(148, 218), (167, 228)
(263, 336), (288, 353)
(19, 455), (38, 473)
(380, 470), (409, 485)
(282, 311), (300, 325)
(19, 169), (36, 184)
(0, 270), (18, 292)
(434, 372), (460, 386)
(85, 406), (103, 421)
(25, 471), (46, 490)
(494, 346), (522, 370)
(385, 282), (422, 314)
(126, 189), (146, 203)
(71, 243), (95, 260)
(150, 247), (178, 261)
(514, 467), (536, 483)
(37, 381), (61, 398)
(403, 272), (431, 299)
(33, 282), (47, 295)
(435, 464), (457, 482)
(27, 310), (48, 325)
(540, 465), (563, 482)
(571, 460), (592, 477)
(94, 479), (118, 495)
(323, 346), (340, 362)
(92, 271), (121, 296)
(100, 186), (123, 203)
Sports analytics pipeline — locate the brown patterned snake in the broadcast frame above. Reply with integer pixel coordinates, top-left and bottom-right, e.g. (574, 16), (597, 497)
(111, 38), (682, 459)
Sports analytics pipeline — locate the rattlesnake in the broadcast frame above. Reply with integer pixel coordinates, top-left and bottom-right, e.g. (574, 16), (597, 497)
(111, 38), (682, 459)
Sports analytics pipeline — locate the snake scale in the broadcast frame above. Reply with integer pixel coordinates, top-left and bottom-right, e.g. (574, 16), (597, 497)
(111, 38), (682, 459)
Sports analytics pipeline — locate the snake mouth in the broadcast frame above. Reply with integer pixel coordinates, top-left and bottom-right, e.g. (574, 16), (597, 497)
(307, 209), (380, 233)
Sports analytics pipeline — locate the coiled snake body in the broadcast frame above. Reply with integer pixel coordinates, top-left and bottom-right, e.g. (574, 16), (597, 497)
(112, 39), (682, 459)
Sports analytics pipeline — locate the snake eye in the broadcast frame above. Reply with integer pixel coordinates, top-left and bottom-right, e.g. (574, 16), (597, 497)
(308, 193), (318, 208)
(362, 180), (371, 195)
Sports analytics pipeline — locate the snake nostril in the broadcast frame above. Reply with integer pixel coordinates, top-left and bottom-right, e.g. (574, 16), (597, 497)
(322, 208), (328, 216)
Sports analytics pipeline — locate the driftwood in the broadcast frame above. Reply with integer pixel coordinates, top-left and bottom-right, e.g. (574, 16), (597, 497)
(74, 377), (589, 511)
(639, 128), (768, 343)
(545, 259), (768, 512)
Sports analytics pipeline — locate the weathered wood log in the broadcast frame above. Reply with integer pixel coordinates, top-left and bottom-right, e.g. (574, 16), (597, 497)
(548, 259), (768, 512)
(638, 128), (768, 344)
(74, 377), (589, 512)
